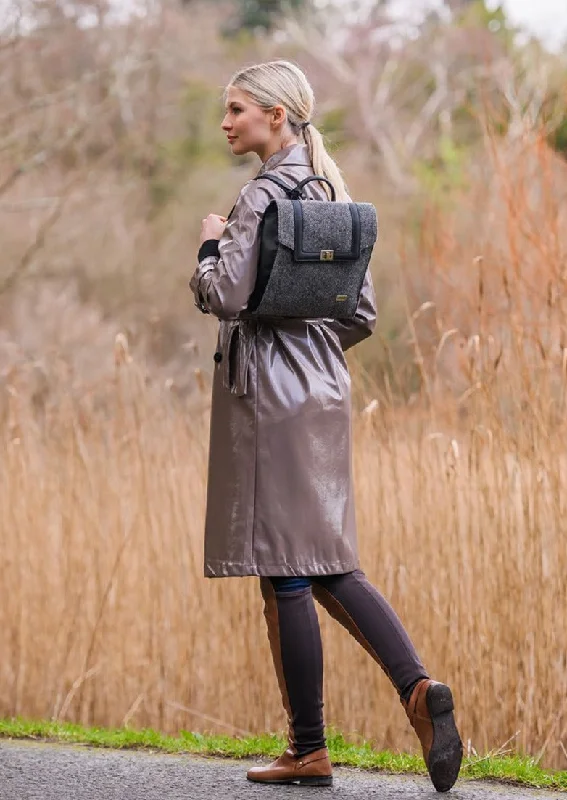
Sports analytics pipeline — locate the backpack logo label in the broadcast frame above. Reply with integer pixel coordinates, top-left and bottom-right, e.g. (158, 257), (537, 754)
(320, 250), (334, 261)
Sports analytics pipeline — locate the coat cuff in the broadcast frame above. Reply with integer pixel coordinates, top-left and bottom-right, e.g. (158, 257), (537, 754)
(190, 258), (217, 314)
(198, 239), (220, 261)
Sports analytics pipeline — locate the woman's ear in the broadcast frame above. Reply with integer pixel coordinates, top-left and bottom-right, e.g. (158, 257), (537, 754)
(271, 104), (287, 129)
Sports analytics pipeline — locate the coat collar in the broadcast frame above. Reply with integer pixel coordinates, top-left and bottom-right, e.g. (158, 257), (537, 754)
(256, 144), (310, 176)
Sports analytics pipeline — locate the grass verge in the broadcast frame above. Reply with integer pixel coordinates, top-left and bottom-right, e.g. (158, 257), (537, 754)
(0, 717), (565, 792)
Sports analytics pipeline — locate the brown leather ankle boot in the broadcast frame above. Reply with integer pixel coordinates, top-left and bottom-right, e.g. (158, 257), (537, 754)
(403, 679), (463, 793)
(246, 747), (332, 786)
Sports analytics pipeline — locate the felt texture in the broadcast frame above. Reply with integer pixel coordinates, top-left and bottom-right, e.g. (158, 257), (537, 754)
(253, 200), (377, 319)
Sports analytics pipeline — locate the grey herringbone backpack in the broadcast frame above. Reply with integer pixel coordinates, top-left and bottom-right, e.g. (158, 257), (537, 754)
(246, 173), (377, 320)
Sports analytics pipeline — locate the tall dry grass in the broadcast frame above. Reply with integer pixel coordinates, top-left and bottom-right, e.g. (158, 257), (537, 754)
(1, 351), (566, 768)
(1, 135), (567, 770)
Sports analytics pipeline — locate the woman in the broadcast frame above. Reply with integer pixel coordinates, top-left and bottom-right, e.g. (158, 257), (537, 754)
(189, 60), (463, 793)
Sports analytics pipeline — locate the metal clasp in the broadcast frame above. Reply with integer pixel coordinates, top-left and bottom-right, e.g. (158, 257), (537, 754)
(320, 250), (334, 261)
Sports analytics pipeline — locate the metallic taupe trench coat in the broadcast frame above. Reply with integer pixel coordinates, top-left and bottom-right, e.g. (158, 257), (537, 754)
(189, 144), (376, 578)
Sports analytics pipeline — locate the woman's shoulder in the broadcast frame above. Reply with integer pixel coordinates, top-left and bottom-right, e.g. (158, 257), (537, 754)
(232, 171), (295, 215)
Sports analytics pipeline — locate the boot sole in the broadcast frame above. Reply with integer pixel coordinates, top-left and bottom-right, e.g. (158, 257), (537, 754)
(247, 774), (333, 787)
(426, 683), (464, 793)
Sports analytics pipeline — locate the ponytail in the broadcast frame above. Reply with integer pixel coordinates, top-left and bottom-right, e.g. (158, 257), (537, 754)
(303, 124), (349, 202)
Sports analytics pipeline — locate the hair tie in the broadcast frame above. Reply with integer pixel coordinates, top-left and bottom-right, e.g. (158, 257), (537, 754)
(300, 121), (311, 130)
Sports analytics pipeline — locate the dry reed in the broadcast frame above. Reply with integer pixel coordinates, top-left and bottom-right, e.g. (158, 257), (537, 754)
(1, 135), (567, 770)
(1, 341), (566, 769)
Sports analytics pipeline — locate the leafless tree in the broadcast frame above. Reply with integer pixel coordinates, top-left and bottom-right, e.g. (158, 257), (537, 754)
(0, 0), (171, 294)
(282, 0), (563, 191)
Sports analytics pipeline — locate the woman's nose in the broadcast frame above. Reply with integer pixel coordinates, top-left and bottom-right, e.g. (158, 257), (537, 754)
(221, 115), (231, 131)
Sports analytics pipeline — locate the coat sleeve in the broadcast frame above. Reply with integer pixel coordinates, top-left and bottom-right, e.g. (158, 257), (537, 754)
(190, 180), (274, 320)
(324, 266), (377, 351)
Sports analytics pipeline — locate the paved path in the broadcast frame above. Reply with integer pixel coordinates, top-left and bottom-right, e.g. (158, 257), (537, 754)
(0, 740), (561, 799)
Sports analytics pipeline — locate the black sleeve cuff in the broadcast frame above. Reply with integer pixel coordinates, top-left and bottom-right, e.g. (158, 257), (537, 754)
(198, 239), (220, 261)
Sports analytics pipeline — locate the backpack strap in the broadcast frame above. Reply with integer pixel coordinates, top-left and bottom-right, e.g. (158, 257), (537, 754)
(253, 173), (296, 196)
(254, 173), (337, 202)
(226, 174), (299, 221)
(225, 172), (337, 221)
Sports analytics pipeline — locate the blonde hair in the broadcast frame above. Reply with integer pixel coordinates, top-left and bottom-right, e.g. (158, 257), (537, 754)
(225, 60), (348, 202)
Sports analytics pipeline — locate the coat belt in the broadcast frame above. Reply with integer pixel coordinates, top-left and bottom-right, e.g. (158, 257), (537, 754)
(219, 320), (257, 397)
(217, 316), (328, 398)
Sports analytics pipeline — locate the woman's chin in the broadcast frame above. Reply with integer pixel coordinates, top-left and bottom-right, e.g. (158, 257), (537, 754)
(229, 141), (250, 156)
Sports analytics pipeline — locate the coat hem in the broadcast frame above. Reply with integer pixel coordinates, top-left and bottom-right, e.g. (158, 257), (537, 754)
(204, 558), (360, 578)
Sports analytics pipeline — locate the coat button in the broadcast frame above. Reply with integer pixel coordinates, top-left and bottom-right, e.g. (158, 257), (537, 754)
(213, 351), (222, 363)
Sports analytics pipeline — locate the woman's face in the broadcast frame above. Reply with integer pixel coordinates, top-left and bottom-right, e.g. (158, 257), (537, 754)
(221, 85), (283, 159)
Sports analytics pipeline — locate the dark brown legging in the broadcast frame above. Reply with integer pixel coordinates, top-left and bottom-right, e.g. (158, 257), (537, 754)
(260, 570), (428, 756)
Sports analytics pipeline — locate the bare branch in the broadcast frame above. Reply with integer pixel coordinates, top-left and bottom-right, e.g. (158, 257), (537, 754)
(0, 198), (59, 212)
(0, 171), (81, 295)
(0, 122), (87, 198)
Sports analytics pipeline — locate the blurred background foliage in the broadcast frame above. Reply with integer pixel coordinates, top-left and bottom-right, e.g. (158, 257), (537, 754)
(3, 2), (567, 765)
(0, 0), (566, 403)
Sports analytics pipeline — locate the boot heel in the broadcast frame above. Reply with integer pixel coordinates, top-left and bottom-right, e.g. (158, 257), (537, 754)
(297, 775), (333, 787)
(426, 682), (454, 717)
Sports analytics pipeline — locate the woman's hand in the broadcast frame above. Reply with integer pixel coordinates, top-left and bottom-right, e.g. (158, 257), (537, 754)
(200, 214), (227, 245)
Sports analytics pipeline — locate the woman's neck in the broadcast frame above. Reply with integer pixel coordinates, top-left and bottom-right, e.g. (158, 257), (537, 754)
(258, 137), (299, 164)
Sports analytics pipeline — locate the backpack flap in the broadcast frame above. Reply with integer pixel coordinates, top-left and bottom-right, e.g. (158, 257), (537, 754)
(276, 200), (377, 262)
(247, 197), (378, 320)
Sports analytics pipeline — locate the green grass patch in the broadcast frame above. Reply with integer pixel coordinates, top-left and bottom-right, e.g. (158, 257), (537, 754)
(0, 718), (565, 792)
